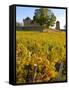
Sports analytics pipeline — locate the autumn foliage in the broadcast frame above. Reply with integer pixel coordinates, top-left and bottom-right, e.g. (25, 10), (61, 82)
(16, 31), (66, 84)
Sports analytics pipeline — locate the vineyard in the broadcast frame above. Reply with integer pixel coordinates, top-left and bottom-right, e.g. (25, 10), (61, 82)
(16, 30), (66, 84)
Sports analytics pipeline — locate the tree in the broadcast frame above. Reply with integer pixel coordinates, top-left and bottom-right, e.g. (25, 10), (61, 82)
(33, 8), (56, 29)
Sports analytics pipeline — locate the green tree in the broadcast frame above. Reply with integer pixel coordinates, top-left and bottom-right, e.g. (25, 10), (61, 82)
(33, 8), (56, 29)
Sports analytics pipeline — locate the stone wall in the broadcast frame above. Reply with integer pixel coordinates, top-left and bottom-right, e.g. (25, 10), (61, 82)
(16, 26), (43, 32)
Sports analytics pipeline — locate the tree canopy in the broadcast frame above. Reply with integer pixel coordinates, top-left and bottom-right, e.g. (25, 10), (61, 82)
(33, 8), (56, 28)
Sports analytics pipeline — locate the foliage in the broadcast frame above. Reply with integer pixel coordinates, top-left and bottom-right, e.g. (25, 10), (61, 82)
(33, 8), (56, 28)
(16, 31), (66, 84)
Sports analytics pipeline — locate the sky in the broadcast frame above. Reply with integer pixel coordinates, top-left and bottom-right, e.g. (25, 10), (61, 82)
(16, 6), (66, 29)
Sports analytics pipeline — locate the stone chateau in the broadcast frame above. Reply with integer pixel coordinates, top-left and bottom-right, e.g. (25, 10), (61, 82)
(16, 17), (62, 30)
(23, 17), (60, 30)
(23, 17), (40, 27)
